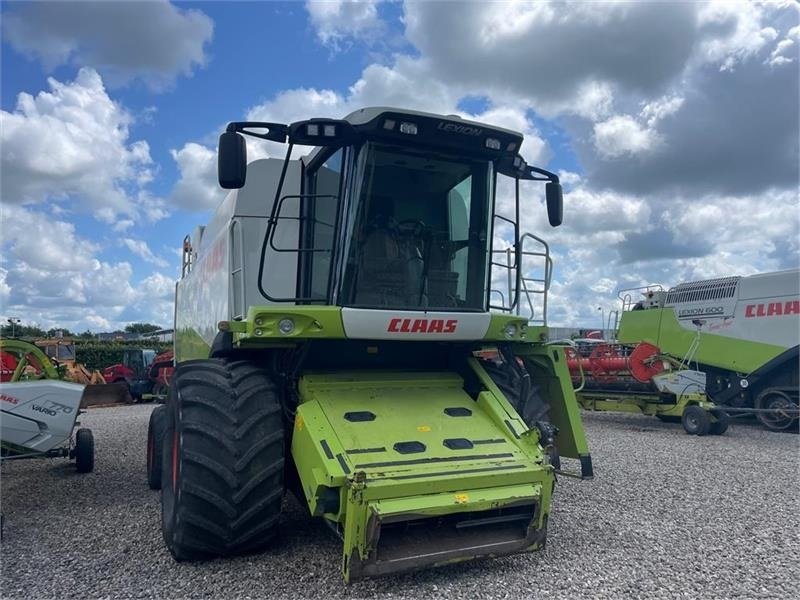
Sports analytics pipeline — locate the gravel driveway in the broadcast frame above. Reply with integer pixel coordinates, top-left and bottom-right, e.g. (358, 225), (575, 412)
(1, 405), (797, 599)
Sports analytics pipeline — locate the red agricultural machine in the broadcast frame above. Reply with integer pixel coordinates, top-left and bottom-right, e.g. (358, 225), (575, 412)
(562, 338), (728, 436)
(103, 348), (173, 402)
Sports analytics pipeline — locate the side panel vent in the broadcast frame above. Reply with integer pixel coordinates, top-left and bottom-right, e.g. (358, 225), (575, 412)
(665, 276), (741, 305)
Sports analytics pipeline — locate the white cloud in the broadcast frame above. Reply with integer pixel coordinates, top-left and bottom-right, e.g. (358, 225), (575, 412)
(122, 239), (169, 269)
(305, 0), (383, 48)
(592, 115), (662, 160)
(1, 204), (98, 271)
(2, 0), (213, 89)
(0, 68), (160, 224)
(0, 268), (10, 300)
(695, 0), (780, 71)
(113, 220), (135, 233)
(170, 143), (225, 211)
(1, 205), (177, 332)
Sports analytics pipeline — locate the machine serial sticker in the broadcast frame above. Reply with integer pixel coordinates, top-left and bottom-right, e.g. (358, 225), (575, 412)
(295, 415), (304, 431)
(454, 493), (469, 504)
(417, 425), (431, 432)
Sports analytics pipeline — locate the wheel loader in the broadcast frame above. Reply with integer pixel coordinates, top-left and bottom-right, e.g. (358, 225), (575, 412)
(151, 107), (592, 582)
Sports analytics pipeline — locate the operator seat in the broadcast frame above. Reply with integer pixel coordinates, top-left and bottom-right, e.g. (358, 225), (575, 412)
(355, 205), (423, 307)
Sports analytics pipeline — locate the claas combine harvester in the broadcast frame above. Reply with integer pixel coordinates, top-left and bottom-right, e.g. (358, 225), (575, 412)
(148, 107), (592, 582)
(615, 270), (799, 432)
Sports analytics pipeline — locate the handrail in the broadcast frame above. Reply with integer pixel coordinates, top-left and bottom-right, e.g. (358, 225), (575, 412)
(617, 284), (663, 312)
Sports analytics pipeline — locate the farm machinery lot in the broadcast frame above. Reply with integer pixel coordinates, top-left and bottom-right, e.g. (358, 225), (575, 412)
(1, 405), (797, 599)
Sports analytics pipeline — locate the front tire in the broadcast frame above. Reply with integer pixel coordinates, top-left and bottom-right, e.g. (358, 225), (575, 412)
(75, 428), (94, 473)
(709, 409), (730, 436)
(161, 359), (285, 560)
(682, 405), (711, 436)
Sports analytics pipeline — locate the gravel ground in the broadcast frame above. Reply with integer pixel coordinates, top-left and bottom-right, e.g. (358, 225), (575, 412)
(1, 405), (798, 599)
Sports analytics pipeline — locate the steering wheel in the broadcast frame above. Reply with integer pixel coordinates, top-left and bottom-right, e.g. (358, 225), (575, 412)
(397, 219), (427, 237)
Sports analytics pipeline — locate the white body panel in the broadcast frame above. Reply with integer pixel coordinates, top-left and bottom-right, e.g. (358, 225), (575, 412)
(1, 381), (85, 454)
(651, 370), (706, 396)
(175, 159), (301, 355)
(665, 269), (800, 349)
(341, 308), (491, 340)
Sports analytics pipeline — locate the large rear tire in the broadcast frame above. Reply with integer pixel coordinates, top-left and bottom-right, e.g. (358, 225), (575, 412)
(161, 359), (285, 560)
(755, 388), (799, 432)
(482, 358), (550, 425)
(147, 405), (168, 489)
(482, 356), (558, 464)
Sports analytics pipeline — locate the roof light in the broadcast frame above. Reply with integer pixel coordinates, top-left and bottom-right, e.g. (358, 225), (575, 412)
(323, 124), (336, 137)
(399, 122), (418, 135)
(485, 138), (501, 150)
(513, 156), (523, 168)
(306, 124), (319, 136)
(383, 119), (396, 130)
(506, 142), (517, 152)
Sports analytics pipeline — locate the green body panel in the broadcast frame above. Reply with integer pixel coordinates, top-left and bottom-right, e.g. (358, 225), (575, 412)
(244, 306), (346, 340)
(511, 344), (591, 461)
(483, 314), (547, 343)
(290, 369), (554, 582)
(577, 391), (717, 419)
(174, 327), (212, 362)
(215, 306), (552, 344)
(617, 309), (784, 374)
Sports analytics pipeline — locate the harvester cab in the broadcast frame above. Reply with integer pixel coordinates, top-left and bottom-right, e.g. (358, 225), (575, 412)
(161, 107), (591, 582)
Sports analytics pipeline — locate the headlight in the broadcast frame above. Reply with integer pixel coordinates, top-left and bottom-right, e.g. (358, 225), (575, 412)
(278, 318), (295, 335)
(503, 323), (518, 339)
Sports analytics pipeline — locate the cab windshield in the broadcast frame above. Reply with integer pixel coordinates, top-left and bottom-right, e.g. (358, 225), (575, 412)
(340, 143), (493, 311)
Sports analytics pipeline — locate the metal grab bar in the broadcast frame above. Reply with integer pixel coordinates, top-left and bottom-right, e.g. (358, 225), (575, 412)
(490, 232), (552, 326)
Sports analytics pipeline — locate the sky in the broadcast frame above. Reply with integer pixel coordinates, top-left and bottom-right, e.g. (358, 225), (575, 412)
(1, 0), (798, 333)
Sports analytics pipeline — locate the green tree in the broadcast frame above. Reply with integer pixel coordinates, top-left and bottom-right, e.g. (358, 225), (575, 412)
(124, 322), (162, 334)
(46, 327), (76, 338)
(0, 321), (46, 338)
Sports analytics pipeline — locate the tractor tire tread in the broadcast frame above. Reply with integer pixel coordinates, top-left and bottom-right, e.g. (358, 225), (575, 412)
(75, 428), (94, 473)
(161, 358), (284, 560)
(147, 405), (168, 489)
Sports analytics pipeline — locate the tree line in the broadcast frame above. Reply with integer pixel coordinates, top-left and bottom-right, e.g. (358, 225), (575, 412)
(0, 321), (164, 339)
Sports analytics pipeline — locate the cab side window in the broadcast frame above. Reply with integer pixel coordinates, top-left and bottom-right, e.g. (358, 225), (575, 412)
(306, 149), (343, 300)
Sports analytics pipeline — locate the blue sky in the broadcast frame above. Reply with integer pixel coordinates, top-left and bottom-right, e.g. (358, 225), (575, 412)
(1, 1), (798, 332)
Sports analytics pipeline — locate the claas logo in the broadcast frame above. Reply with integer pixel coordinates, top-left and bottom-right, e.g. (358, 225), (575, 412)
(387, 318), (458, 333)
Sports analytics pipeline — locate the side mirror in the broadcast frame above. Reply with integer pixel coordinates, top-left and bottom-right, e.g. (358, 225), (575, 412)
(218, 131), (247, 189)
(546, 182), (563, 227)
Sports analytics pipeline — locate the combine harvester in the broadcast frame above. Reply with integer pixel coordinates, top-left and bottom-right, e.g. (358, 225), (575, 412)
(148, 107), (592, 582)
(617, 270), (799, 432)
(0, 339), (94, 472)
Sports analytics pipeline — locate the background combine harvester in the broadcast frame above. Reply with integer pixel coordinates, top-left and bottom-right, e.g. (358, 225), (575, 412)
(148, 107), (592, 582)
(616, 270), (799, 432)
